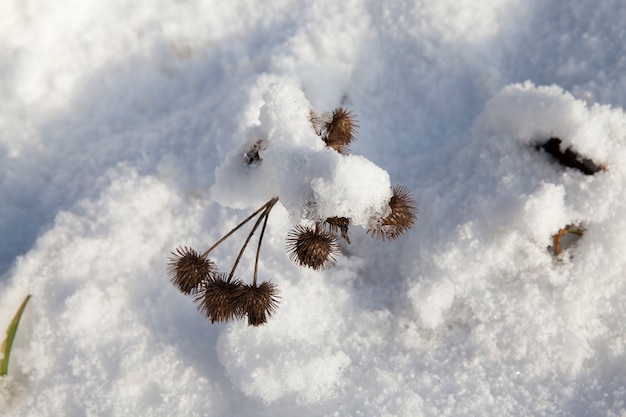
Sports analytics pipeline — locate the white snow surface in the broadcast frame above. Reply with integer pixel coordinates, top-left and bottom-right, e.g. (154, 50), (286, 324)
(2, 1), (626, 416)
(211, 82), (393, 228)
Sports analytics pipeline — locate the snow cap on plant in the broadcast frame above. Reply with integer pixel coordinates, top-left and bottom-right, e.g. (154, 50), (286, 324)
(171, 82), (418, 326)
(211, 83), (394, 230)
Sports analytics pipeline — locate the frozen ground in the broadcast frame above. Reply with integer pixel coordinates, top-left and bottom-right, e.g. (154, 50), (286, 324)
(2, 0), (626, 416)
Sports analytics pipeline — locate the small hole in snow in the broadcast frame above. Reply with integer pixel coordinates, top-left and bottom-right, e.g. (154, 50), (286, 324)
(243, 139), (267, 166)
(536, 138), (604, 175)
(549, 224), (584, 256)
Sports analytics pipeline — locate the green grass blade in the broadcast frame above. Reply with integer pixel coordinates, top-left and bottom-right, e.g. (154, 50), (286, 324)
(0, 295), (31, 377)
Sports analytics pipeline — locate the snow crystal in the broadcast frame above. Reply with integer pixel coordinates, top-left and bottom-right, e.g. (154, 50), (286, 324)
(408, 278), (455, 329)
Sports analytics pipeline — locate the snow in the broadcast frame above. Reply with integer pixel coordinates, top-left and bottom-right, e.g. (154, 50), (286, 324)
(211, 82), (393, 228)
(2, 0), (626, 416)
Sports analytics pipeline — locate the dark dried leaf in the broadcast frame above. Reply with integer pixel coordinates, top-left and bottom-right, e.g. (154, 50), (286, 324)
(323, 216), (351, 243)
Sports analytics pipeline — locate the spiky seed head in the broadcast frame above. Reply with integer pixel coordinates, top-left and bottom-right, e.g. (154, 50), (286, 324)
(323, 216), (351, 244)
(368, 185), (418, 240)
(194, 273), (245, 323)
(237, 281), (280, 326)
(286, 224), (340, 270)
(323, 107), (359, 155)
(167, 246), (216, 295)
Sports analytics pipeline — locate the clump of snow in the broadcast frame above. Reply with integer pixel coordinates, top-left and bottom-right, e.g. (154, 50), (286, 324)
(212, 82), (392, 228)
(0, 168), (229, 416)
(475, 81), (626, 168)
(405, 81), (626, 395)
(521, 182), (573, 243)
(310, 155), (391, 227)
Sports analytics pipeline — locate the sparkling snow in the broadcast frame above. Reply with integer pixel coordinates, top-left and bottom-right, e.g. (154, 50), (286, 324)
(2, 1), (626, 416)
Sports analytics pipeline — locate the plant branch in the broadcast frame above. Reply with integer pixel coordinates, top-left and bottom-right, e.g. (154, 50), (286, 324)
(253, 199), (277, 285)
(200, 198), (275, 259)
(227, 197), (278, 279)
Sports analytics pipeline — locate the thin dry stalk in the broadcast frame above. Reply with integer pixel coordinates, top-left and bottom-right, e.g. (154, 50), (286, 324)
(228, 197), (279, 279)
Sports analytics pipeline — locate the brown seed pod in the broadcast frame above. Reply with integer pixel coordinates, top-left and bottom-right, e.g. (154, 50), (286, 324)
(368, 185), (418, 240)
(323, 216), (351, 244)
(322, 107), (359, 155)
(286, 224), (340, 270)
(194, 273), (245, 323)
(236, 281), (280, 326)
(167, 246), (217, 295)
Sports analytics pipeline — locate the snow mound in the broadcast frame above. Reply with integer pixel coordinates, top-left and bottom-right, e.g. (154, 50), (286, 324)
(217, 276), (352, 405)
(0, 168), (225, 415)
(406, 81), (626, 393)
(475, 81), (626, 169)
(3, 0), (626, 415)
(211, 82), (392, 229)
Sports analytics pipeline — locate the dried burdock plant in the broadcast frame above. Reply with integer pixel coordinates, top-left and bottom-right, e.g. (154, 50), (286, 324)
(168, 197), (281, 326)
(324, 107), (359, 154)
(368, 185), (418, 240)
(195, 273), (245, 323)
(168, 246), (217, 295)
(237, 281), (280, 326)
(311, 107), (359, 155)
(323, 216), (351, 243)
(286, 224), (341, 270)
(170, 105), (419, 328)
